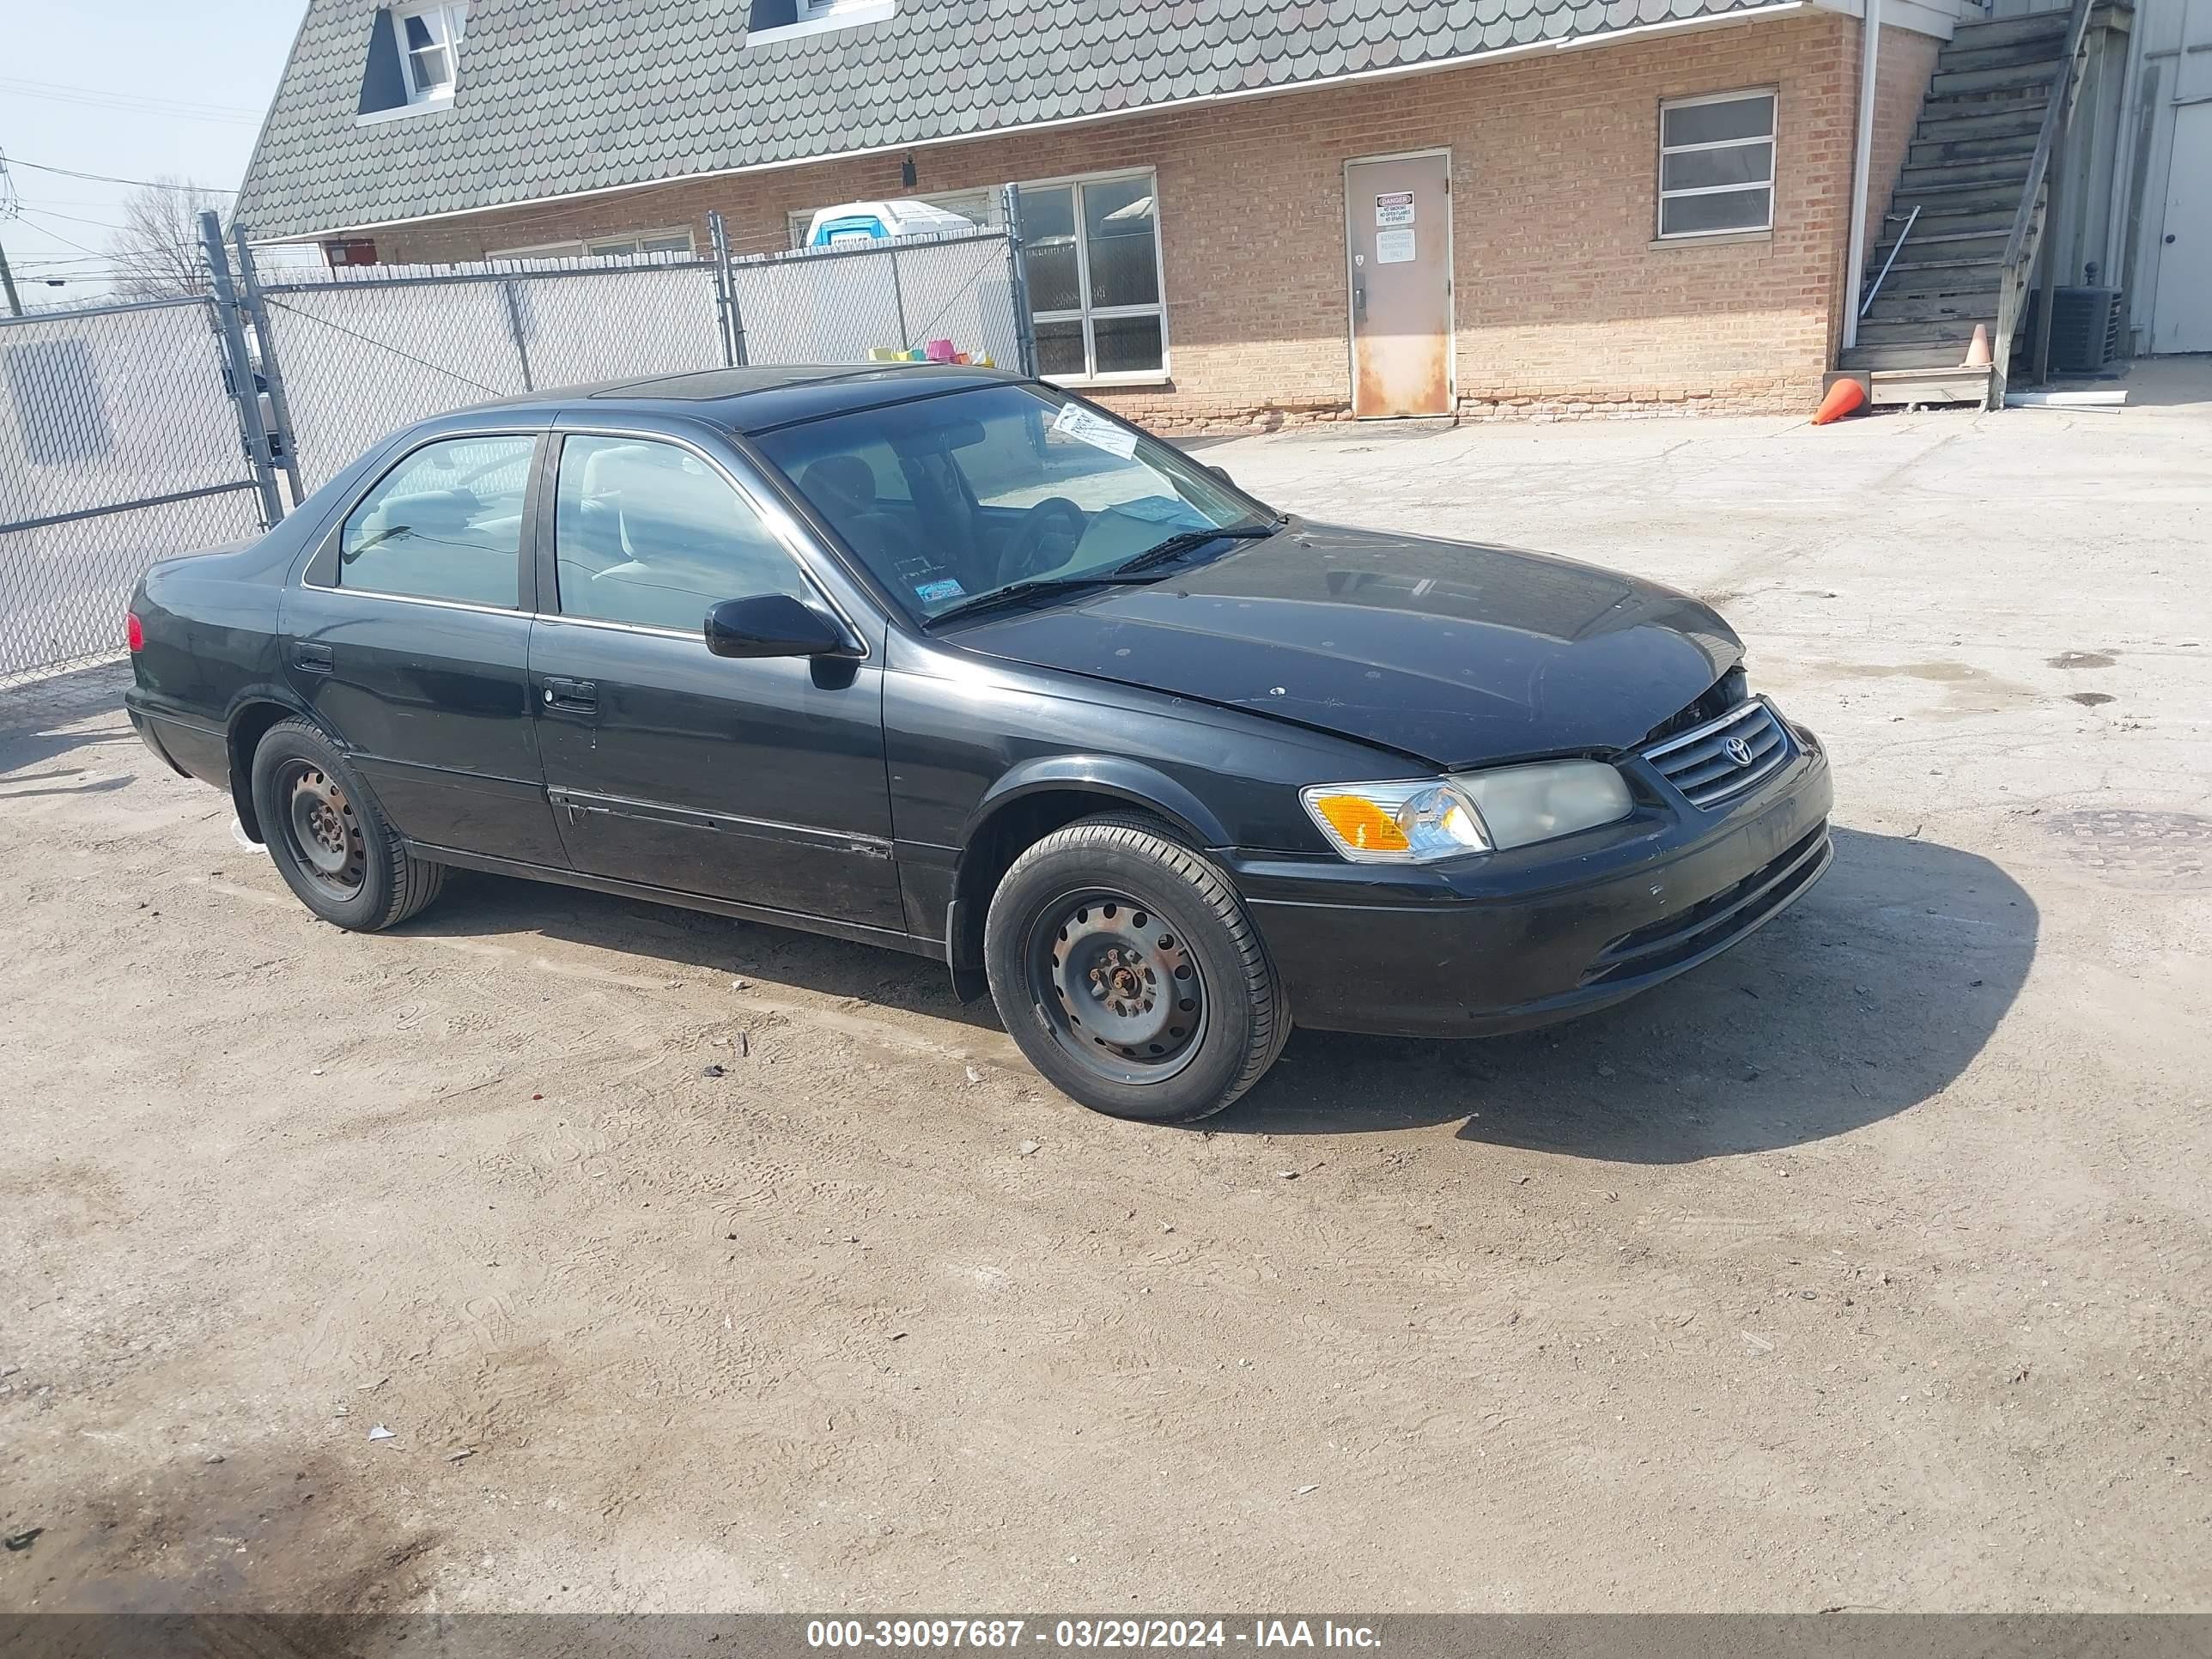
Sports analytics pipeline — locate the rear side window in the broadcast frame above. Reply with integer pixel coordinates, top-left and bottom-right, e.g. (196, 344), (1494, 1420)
(337, 434), (536, 606)
(552, 435), (812, 631)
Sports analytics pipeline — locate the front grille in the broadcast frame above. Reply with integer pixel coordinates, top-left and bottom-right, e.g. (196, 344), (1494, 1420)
(1644, 698), (1790, 810)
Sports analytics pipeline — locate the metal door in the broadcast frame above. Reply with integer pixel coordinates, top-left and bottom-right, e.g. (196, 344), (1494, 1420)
(1345, 151), (1454, 419)
(2151, 101), (2212, 354)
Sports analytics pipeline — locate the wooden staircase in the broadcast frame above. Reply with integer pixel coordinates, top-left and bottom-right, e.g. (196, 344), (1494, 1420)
(1841, 2), (2098, 409)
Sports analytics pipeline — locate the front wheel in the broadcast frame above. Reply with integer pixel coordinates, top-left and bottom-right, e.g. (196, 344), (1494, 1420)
(250, 718), (446, 932)
(983, 813), (1288, 1122)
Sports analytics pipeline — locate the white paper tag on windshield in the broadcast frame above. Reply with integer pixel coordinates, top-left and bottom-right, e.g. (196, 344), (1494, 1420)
(1052, 401), (1139, 459)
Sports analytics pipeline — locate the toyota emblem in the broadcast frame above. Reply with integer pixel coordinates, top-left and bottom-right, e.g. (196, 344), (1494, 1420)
(1723, 736), (1754, 767)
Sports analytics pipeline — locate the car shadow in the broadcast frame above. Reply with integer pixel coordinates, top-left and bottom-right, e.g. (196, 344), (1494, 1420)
(1218, 825), (2035, 1158)
(402, 823), (2031, 1163)
(0, 663), (142, 780)
(397, 874), (1015, 1038)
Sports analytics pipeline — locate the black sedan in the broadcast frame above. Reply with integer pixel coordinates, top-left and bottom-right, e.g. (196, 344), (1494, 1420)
(125, 366), (1832, 1122)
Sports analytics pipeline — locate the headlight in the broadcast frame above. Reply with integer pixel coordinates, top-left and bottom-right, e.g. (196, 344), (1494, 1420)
(1302, 762), (1632, 863)
(1458, 761), (1634, 851)
(1301, 780), (1490, 862)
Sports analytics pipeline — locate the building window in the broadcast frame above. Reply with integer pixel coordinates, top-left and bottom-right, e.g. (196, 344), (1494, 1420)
(397, 1), (470, 102)
(1656, 90), (1776, 239)
(1019, 171), (1166, 383)
(748, 0), (896, 43)
(488, 228), (697, 261)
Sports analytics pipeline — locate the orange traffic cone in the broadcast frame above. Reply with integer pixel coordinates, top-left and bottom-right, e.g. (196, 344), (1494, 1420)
(1813, 377), (1867, 426)
(1963, 324), (1992, 368)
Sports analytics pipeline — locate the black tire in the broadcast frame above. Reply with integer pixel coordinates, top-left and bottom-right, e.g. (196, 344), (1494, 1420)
(983, 811), (1289, 1123)
(250, 718), (446, 932)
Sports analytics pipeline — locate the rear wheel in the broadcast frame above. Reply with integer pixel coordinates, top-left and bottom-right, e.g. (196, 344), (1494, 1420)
(251, 719), (445, 931)
(984, 812), (1288, 1122)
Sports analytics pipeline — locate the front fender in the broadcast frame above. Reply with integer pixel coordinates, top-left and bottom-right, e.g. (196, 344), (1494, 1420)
(963, 754), (1234, 851)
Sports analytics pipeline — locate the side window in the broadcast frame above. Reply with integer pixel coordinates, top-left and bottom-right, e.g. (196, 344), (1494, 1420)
(337, 434), (535, 606)
(553, 435), (813, 631)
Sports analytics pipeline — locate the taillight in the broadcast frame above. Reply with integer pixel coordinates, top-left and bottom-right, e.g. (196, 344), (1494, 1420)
(126, 611), (145, 653)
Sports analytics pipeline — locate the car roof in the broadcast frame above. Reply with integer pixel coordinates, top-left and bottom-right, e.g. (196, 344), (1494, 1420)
(456, 362), (1024, 435)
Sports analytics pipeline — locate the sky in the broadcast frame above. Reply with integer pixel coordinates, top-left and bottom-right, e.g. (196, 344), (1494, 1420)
(0, 0), (309, 302)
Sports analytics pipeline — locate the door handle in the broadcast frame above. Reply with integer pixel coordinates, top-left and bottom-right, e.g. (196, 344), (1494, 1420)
(1354, 285), (1367, 323)
(290, 642), (333, 674)
(542, 676), (598, 713)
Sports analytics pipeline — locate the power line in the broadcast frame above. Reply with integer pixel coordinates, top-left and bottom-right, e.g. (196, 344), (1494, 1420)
(10, 213), (106, 258)
(13, 204), (135, 233)
(0, 78), (264, 124)
(0, 155), (240, 193)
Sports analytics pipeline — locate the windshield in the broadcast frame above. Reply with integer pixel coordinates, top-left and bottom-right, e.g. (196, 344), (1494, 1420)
(754, 383), (1276, 622)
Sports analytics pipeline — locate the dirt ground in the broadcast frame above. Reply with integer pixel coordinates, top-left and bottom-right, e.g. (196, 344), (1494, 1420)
(3, 368), (2210, 1614)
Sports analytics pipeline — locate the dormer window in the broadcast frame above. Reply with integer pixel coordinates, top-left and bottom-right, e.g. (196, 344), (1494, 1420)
(747, 0), (895, 45)
(398, 1), (470, 102)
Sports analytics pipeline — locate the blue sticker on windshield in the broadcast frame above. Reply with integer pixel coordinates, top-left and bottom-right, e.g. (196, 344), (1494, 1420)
(915, 578), (966, 604)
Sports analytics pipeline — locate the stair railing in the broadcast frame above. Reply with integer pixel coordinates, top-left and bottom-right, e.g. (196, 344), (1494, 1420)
(1987, 0), (2100, 407)
(1862, 205), (1921, 317)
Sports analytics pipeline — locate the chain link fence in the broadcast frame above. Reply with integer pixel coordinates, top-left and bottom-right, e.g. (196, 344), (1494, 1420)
(259, 221), (1030, 495)
(0, 296), (269, 687)
(0, 198), (1034, 689)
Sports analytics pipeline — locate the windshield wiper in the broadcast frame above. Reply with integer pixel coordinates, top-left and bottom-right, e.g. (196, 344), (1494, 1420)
(1113, 520), (1280, 576)
(922, 571), (1164, 629)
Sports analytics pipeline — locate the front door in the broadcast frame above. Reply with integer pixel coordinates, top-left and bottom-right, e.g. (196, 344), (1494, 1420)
(527, 430), (902, 932)
(2151, 101), (2212, 354)
(1345, 150), (1454, 418)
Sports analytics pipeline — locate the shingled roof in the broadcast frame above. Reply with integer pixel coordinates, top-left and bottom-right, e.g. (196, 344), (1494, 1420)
(237, 0), (1778, 240)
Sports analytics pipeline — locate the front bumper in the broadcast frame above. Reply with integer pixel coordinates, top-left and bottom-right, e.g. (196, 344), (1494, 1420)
(1231, 720), (1833, 1038)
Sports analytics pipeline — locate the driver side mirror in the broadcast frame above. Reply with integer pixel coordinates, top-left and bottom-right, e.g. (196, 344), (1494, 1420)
(1204, 463), (1235, 488)
(703, 593), (855, 659)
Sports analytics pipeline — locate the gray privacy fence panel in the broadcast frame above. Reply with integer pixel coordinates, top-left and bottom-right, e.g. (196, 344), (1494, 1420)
(0, 299), (252, 528)
(872, 234), (1024, 367)
(0, 297), (266, 684)
(730, 231), (1021, 368)
(510, 264), (726, 389)
(258, 258), (730, 495)
(1, 491), (265, 684)
(252, 228), (1025, 495)
(257, 273), (529, 495)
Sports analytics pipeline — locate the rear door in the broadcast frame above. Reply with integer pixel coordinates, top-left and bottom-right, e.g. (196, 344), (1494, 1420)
(1345, 150), (1454, 418)
(526, 425), (902, 931)
(286, 426), (568, 866)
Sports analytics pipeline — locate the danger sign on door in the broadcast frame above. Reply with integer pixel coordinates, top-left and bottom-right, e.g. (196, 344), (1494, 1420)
(1376, 191), (1416, 228)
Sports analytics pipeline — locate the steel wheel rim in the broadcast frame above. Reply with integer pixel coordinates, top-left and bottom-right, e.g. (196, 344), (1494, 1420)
(281, 761), (368, 900)
(1026, 888), (1206, 1086)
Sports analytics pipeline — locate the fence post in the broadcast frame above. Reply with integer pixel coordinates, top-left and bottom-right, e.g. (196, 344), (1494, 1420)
(499, 280), (536, 392)
(708, 210), (746, 366)
(999, 184), (1038, 378)
(890, 246), (911, 351)
(198, 210), (286, 527)
(229, 224), (306, 507)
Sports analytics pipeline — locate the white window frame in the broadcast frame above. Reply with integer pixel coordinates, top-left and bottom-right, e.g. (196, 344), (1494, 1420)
(748, 0), (896, 45)
(1656, 88), (1778, 241)
(396, 1), (471, 106)
(1021, 167), (1170, 388)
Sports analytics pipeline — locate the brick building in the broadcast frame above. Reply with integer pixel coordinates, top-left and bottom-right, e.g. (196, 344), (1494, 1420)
(235, 0), (1989, 428)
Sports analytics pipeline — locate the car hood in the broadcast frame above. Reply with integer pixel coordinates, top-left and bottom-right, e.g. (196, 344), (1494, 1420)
(945, 521), (1741, 768)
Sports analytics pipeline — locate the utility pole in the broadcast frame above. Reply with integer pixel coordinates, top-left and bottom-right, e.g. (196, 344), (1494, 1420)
(0, 236), (21, 318)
